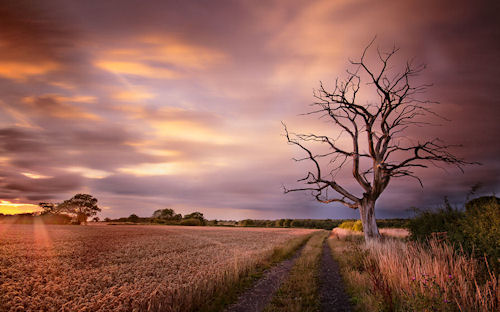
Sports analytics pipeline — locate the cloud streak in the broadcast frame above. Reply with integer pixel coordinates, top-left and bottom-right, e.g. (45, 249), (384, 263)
(0, 0), (498, 219)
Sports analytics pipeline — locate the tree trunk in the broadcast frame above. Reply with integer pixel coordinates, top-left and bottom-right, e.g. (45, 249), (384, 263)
(76, 212), (88, 225)
(359, 198), (380, 241)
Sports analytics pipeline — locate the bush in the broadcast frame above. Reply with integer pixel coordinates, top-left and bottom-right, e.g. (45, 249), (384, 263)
(338, 220), (363, 232)
(339, 220), (355, 229)
(376, 218), (409, 228)
(180, 218), (203, 226)
(239, 219), (255, 227)
(40, 213), (72, 224)
(408, 196), (500, 273)
(407, 198), (464, 242)
(460, 197), (500, 272)
(128, 214), (140, 223)
(352, 220), (363, 232)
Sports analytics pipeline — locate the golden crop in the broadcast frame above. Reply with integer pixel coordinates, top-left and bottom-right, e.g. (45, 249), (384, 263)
(0, 224), (314, 312)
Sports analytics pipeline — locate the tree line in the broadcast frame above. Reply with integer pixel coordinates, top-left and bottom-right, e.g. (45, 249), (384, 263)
(108, 208), (408, 230)
(109, 208), (208, 226)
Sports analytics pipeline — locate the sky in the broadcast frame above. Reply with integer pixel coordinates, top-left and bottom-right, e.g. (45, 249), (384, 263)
(0, 0), (499, 219)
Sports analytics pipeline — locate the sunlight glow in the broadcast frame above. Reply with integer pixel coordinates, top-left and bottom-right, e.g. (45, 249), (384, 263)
(152, 120), (234, 144)
(0, 200), (41, 215)
(113, 90), (156, 102)
(64, 167), (112, 179)
(117, 162), (187, 176)
(21, 172), (52, 179)
(95, 61), (179, 79)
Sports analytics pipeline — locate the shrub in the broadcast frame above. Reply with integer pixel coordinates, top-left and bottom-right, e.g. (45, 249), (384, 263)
(183, 212), (206, 225)
(460, 197), (500, 272)
(128, 214), (140, 223)
(239, 219), (255, 227)
(338, 220), (363, 232)
(339, 220), (355, 229)
(408, 196), (500, 273)
(180, 218), (203, 226)
(352, 220), (363, 232)
(407, 198), (464, 242)
(41, 213), (72, 224)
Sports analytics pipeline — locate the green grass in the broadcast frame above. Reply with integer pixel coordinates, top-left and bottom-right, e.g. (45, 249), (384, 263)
(264, 231), (329, 312)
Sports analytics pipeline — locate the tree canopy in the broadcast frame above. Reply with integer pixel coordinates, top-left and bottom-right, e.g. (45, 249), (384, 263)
(57, 194), (101, 224)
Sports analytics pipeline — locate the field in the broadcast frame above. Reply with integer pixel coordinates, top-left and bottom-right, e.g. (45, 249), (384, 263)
(0, 224), (315, 311)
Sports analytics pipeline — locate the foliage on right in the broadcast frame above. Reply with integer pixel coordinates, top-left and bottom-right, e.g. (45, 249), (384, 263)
(408, 196), (500, 273)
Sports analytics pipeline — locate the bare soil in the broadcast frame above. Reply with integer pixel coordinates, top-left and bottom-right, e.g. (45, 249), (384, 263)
(224, 245), (305, 312)
(319, 240), (352, 312)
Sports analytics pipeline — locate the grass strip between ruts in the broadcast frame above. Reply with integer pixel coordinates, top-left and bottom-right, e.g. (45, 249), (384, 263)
(264, 230), (329, 312)
(199, 232), (315, 312)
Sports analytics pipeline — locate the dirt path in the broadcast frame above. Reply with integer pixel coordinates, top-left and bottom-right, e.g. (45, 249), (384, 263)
(224, 245), (305, 312)
(319, 240), (352, 312)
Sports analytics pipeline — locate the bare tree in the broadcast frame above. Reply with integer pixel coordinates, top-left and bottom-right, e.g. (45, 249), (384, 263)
(283, 40), (473, 241)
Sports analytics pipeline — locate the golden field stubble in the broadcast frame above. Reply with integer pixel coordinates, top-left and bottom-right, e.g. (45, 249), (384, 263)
(0, 224), (315, 311)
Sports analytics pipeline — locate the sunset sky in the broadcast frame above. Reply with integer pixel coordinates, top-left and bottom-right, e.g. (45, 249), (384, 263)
(0, 0), (498, 219)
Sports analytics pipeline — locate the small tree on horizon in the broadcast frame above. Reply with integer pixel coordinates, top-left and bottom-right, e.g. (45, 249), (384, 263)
(184, 212), (206, 224)
(152, 208), (182, 221)
(283, 40), (474, 241)
(58, 194), (101, 225)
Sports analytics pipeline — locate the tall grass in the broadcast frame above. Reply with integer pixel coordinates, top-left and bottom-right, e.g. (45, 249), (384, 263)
(330, 236), (499, 311)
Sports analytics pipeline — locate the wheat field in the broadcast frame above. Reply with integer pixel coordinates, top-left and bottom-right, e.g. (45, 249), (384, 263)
(0, 224), (315, 311)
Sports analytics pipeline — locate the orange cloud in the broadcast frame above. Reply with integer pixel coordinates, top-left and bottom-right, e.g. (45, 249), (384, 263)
(150, 120), (234, 144)
(21, 172), (52, 179)
(64, 167), (112, 179)
(113, 89), (156, 102)
(115, 105), (234, 144)
(117, 162), (187, 176)
(0, 61), (58, 81)
(95, 61), (179, 79)
(141, 35), (226, 69)
(95, 36), (226, 79)
(22, 94), (100, 120)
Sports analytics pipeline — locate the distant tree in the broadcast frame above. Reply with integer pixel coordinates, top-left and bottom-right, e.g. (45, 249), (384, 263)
(152, 208), (182, 221)
(92, 216), (100, 222)
(180, 218), (203, 226)
(58, 194), (101, 225)
(184, 212), (206, 225)
(128, 214), (139, 223)
(104, 217), (111, 222)
(240, 219), (255, 227)
(38, 202), (57, 215)
(283, 219), (292, 227)
(283, 41), (474, 241)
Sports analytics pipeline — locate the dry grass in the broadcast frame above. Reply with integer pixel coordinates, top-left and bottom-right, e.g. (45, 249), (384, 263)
(329, 235), (499, 312)
(366, 239), (498, 311)
(330, 227), (409, 239)
(379, 228), (409, 238)
(0, 224), (315, 311)
(329, 227), (363, 239)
